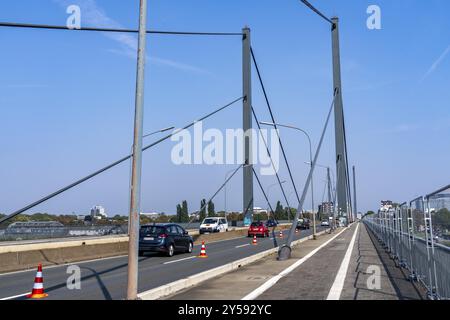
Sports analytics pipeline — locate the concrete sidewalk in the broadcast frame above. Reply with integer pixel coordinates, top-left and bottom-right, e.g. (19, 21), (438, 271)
(257, 222), (425, 300)
(167, 222), (426, 300)
(167, 228), (347, 300)
(339, 223), (426, 300)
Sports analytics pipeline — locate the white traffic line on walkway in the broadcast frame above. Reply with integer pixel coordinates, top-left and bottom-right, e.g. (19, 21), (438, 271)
(326, 223), (360, 300)
(242, 227), (348, 300)
(163, 256), (196, 265)
(235, 244), (251, 249)
(0, 292), (30, 301)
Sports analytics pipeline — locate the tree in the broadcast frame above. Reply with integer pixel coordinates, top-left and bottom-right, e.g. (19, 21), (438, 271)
(274, 201), (284, 220)
(285, 207), (296, 221)
(199, 199), (207, 222)
(30, 213), (54, 221)
(181, 200), (189, 222)
(434, 208), (450, 231)
(176, 204), (182, 223)
(155, 214), (170, 223)
(208, 200), (216, 217)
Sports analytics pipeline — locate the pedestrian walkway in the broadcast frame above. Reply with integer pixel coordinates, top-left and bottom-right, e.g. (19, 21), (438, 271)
(167, 222), (426, 300)
(339, 222), (425, 300)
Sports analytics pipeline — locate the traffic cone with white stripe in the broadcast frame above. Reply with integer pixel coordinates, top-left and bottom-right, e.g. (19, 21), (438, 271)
(252, 235), (258, 245)
(295, 228), (299, 234)
(279, 230), (283, 238)
(198, 241), (208, 258)
(27, 264), (48, 299)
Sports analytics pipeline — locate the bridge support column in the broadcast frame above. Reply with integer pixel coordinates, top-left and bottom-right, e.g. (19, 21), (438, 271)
(242, 26), (253, 226)
(331, 17), (349, 224)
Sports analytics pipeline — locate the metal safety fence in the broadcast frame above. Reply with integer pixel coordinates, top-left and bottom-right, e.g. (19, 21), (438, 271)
(364, 184), (450, 300)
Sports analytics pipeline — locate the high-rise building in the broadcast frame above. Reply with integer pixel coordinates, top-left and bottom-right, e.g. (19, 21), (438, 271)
(90, 205), (107, 220)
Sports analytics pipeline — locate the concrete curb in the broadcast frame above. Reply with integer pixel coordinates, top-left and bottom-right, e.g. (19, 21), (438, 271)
(138, 229), (329, 300)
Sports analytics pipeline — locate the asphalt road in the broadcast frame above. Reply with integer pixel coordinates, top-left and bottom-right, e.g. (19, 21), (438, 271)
(0, 226), (324, 300)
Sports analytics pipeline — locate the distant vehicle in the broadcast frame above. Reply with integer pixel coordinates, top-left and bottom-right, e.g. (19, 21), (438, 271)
(296, 218), (311, 230)
(321, 220), (330, 227)
(199, 217), (228, 234)
(139, 223), (193, 257)
(266, 219), (278, 228)
(248, 221), (270, 238)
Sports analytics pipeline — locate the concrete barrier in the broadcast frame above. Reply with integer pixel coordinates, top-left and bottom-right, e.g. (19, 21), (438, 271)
(0, 239), (129, 273)
(138, 229), (330, 300)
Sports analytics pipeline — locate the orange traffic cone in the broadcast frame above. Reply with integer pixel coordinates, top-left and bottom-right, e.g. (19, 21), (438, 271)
(252, 235), (258, 245)
(27, 264), (48, 299)
(198, 241), (208, 258)
(279, 230), (283, 238)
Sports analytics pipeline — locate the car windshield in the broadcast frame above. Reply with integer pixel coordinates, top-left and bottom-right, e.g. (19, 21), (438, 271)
(298, 219), (304, 223)
(140, 226), (165, 236)
(203, 218), (218, 224)
(251, 222), (263, 227)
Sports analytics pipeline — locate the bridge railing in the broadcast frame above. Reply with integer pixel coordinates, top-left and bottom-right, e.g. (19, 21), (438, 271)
(364, 184), (450, 300)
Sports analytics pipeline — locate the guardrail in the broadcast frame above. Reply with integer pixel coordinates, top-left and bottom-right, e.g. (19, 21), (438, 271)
(363, 184), (450, 300)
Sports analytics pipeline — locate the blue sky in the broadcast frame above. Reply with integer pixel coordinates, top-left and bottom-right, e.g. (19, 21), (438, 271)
(1, 0), (449, 216)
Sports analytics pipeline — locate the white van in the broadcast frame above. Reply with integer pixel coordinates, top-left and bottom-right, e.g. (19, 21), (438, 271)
(199, 217), (228, 234)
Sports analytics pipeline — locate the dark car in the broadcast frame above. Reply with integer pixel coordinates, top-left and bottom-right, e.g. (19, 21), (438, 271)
(248, 221), (270, 238)
(296, 218), (311, 230)
(265, 219), (278, 228)
(139, 223), (194, 257)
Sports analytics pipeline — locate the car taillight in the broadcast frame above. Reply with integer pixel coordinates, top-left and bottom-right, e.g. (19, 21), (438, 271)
(158, 234), (168, 239)
(259, 228), (263, 231)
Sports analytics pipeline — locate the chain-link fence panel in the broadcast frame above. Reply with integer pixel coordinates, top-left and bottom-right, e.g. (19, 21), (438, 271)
(426, 185), (450, 299)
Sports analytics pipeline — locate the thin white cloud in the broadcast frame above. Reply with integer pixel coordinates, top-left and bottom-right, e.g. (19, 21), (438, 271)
(421, 45), (450, 81)
(346, 80), (394, 93)
(52, 0), (211, 75)
(4, 84), (50, 88)
(385, 123), (420, 134)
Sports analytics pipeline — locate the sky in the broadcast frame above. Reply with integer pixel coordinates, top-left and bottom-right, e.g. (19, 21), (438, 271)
(0, 0), (449, 216)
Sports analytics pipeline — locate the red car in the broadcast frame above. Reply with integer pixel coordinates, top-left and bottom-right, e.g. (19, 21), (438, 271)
(248, 221), (270, 238)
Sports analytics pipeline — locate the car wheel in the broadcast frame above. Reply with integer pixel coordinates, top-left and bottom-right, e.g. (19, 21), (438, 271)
(186, 242), (193, 253)
(167, 244), (175, 257)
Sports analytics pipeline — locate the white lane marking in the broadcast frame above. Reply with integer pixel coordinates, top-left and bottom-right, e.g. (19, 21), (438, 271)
(163, 256), (196, 265)
(235, 244), (251, 249)
(242, 227), (349, 300)
(326, 223), (360, 300)
(0, 292), (30, 300)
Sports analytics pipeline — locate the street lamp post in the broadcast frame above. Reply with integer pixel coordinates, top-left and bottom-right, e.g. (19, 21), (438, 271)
(305, 162), (337, 231)
(260, 122), (316, 239)
(127, 0), (148, 300)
